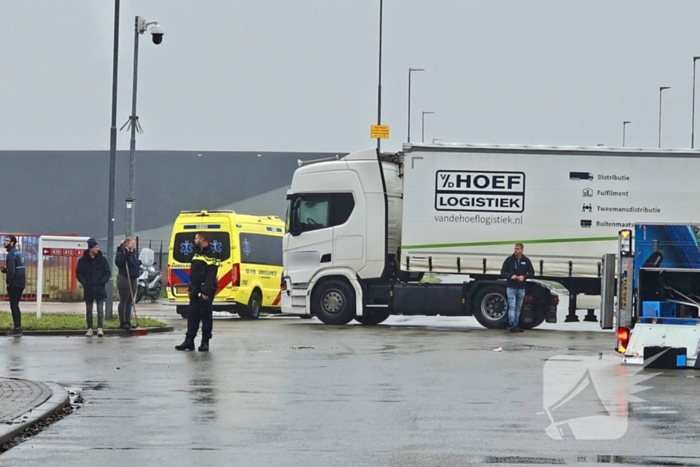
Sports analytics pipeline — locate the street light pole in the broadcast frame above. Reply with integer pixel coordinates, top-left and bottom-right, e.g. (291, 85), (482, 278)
(693, 57), (700, 148)
(659, 86), (670, 148)
(622, 121), (630, 147)
(106, 0), (121, 320)
(376, 0), (383, 152)
(407, 68), (424, 143)
(421, 111), (434, 143)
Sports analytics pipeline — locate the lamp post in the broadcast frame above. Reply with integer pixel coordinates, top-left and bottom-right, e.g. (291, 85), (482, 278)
(407, 68), (425, 142)
(421, 111), (434, 143)
(693, 57), (700, 148)
(622, 121), (631, 147)
(121, 16), (165, 240)
(106, 0), (121, 320)
(376, 0), (383, 151)
(659, 86), (671, 148)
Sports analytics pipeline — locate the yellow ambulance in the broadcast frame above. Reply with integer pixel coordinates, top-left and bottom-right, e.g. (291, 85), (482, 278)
(166, 210), (284, 319)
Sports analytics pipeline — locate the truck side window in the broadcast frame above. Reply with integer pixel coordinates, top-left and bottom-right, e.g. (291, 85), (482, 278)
(330, 193), (355, 226)
(293, 193), (355, 233)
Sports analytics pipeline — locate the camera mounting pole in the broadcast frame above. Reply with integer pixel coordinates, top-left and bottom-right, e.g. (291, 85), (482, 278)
(121, 15), (164, 240)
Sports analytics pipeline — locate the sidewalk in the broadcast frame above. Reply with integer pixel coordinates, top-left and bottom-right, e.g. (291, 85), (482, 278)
(1, 300), (175, 321)
(0, 377), (69, 446)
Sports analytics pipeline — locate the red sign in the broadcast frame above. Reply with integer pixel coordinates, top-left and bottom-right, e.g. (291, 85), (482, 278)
(43, 248), (83, 257)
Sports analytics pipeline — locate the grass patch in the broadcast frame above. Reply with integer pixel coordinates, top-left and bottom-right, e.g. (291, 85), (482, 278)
(0, 312), (165, 331)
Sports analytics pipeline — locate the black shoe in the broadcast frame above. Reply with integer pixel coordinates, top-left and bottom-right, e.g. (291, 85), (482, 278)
(175, 339), (195, 351)
(128, 322), (138, 329)
(514, 327), (524, 333)
(198, 340), (209, 352)
(509, 326), (517, 333)
(121, 323), (132, 331)
(7, 328), (22, 337)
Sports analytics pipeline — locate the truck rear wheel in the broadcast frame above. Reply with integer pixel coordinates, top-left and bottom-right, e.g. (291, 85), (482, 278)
(311, 279), (356, 325)
(473, 286), (509, 329)
(355, 309), (390, 325)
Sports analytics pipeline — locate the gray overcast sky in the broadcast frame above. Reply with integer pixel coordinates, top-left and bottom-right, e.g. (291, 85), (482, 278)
(2, 1), (700, 153)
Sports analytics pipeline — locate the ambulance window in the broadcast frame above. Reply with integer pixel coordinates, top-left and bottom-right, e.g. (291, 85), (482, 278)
(238, 233), (283, 266)
(173, 232), (231, 263)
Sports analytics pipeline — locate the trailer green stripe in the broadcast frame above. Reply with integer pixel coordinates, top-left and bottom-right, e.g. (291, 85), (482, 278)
(402, 236), (619, 250)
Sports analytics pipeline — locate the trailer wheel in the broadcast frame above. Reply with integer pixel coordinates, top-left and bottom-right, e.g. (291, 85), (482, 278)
(355, 309), (390, 325)
(311, 279), (356, 325)
(473, 286), (509, 329)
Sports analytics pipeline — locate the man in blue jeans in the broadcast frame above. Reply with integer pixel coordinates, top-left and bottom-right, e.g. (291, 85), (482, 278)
(500, 243), (535, 333)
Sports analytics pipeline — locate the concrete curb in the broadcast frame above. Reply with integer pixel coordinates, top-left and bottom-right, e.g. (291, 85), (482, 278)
(0, 382), (69, 446)
(10, 326), (174, 337)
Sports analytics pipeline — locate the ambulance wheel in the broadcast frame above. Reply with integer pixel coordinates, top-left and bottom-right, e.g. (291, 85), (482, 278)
(311, 279), (355, 325)
(176, 305), (189, 319)
(355, 310), (390, 325)
(473, 286), (509, 329)
(239, 291), (262, 320)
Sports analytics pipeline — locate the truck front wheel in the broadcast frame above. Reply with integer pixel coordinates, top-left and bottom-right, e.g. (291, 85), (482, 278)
(311, 279), (356, 325)
(473, 286), (509, 329)
(355, 309), (390, 325)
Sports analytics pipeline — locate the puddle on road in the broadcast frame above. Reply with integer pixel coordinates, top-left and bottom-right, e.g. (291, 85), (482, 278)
(482, 455), (700, 465)
(189, 378), (217, 423)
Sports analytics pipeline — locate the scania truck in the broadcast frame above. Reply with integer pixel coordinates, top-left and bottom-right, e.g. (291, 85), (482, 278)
(281, 143), (700, 329)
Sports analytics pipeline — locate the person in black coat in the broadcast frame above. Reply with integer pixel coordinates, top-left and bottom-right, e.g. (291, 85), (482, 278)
(76, 238), (111, 337)
(114, 237), (140, 330)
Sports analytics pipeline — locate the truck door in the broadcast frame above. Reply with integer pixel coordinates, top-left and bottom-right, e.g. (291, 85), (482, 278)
(285, 194), (334, 285)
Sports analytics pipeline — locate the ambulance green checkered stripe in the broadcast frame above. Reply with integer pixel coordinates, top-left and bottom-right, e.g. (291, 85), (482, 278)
(402, 236), (619, 250)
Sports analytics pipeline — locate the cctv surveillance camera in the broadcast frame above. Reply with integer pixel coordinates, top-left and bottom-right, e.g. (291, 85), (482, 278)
(151, 24), (164, 45)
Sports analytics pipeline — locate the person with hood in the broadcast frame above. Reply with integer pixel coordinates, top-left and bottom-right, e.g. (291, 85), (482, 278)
(115, 237), (140, 330)
(1, 235), (26, 336)
(76, 238), (111, 337)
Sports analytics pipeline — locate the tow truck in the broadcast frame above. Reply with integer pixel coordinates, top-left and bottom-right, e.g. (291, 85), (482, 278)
(601, 223), (700, 369)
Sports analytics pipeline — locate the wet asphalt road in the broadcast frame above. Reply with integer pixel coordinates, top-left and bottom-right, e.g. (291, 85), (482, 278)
(1, 314), (700, 467)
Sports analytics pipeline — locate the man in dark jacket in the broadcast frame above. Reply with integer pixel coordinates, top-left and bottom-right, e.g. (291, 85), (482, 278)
(1, 235), (25, 336)
(176, 232), (220, 352)
(76, 238), (111, 337)
(500, 243), (535, 333)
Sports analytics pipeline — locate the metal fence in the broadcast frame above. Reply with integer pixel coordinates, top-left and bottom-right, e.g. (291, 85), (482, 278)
(0, 233), (79, 301)
(135, 238), (168, 270)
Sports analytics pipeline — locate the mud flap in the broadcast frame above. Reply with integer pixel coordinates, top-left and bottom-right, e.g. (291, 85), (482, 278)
(643, 346), (687, 369)
(520, 304), (534, 327)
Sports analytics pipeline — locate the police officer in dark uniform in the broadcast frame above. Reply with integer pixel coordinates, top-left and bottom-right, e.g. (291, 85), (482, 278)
(175, 232), (220, 352)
